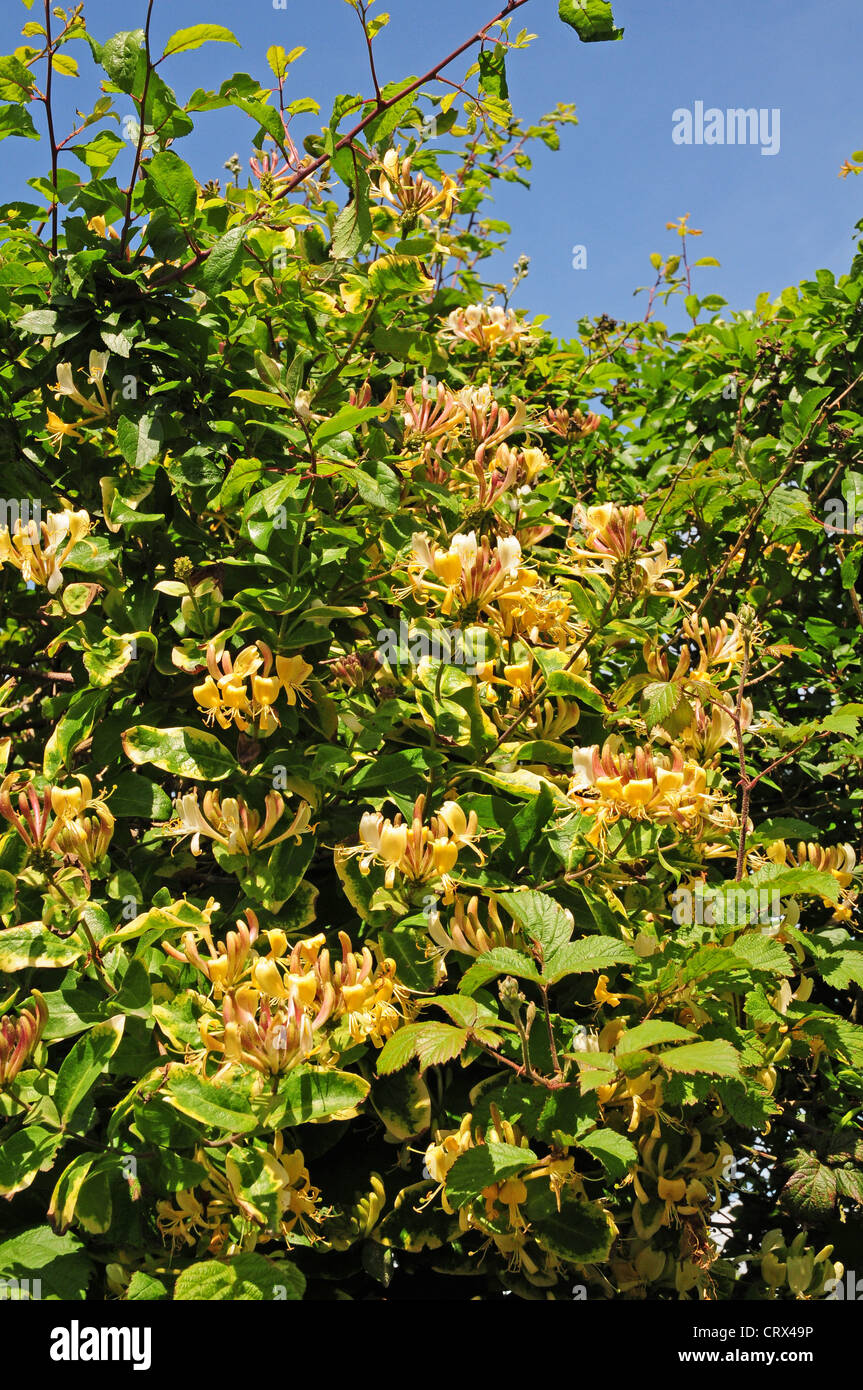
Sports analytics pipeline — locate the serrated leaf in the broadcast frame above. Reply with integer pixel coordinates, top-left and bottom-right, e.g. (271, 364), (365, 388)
(377, 1022), (469, 1073)
(660, 1039), (741, 1077)
(544, 936), (636, 983)
(576, 1129), (638, 1179)
(497, 889), (573, 956)
(174, 1253), (304, 1301)
(458, 948), (542, 996)
(445, 1141), (536, 1208)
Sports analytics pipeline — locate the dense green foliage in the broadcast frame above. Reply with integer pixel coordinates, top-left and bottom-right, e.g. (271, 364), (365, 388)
(1, 0), (862, 1301)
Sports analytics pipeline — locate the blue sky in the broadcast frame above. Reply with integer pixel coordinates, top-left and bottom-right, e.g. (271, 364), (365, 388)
(1, 0), (860, 336)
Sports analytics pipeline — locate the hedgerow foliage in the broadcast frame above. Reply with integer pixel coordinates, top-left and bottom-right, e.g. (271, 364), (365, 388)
(1, 0), (862, 1301)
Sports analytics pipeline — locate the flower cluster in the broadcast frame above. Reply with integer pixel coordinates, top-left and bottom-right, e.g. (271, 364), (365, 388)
(0, 507), (92, 593)
(567, 503), (691, 601)
(157, 1134), (321, 1254)
(0, 772), (115, 874)
(407, 530), (526, 622)
(755, 839), (858, 922)
(159, 788), (312, 859)
(343, 794), (484, 903)
(47, 352), (111, 451)
(193, 641), (313, 735)
(424, 1112), (582, 1282)
(373, 147), (457, 223)
(442, 302), (533, 356)
(169, 925), (409, 1079)
(569, 740), (726, 849)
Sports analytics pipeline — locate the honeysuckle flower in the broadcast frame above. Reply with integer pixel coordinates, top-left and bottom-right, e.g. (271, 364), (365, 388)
(401, 379), (466, 468)
(193, 642), (312, 734)
(162, 909), (260, 998)
(670, 695), (753, 763)
(681, 612), (747, 681)
(342, 793), (484, 902)
(0, 770), (113, 870)
(373, 147), (457, 222)
(458, 387), (528, 465)
(53, 797), (115, 871)
(160, 788), (312, 858)
(0, 507), (92, 592)
(567, 503), (692, 601)
(544, 406), (601, 440)
(406, 530), (530, 623)
(0, 991), (47, 1087)
(442, 303), (533, 356)
(186, 924), (408, 1078)
(158, 1135), (321, 1254)
(596, 1067), (665, 1138)
(275, 654), (314, 705)
(752, 839), (858, 922)
(200, 985), (327, 1078)
(426, 893), (512, 957)
(568, 740), (725, 850)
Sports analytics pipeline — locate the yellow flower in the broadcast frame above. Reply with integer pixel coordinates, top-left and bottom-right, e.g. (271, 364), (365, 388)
(276, 654), (314, 705)
(594, 975), (622, 1007)
(0, 507), (91, 592)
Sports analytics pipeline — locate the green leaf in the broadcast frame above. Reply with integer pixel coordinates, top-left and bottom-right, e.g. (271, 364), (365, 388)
(0, 926), (84, 972)
(371, 1068), (431, 1140)
(478, 47), (510, 107)
(576, 1129), (638, 1179)
(377, 1022), (469, 1073)
(100, 30), (144, 94)
(54, 1016), (125, 1125)
(331, 174), (372, 260)
(660, 1040), (741, 1077)
(544, 936), (636, 983)
(0, 54), (37, 101)
(367, 254), (434, 297)
(162, 25), (240, 59)
(458, 948), (542, 996)
(525, 1187), (617, 1261)
(558, 0), (623, 42)
(121, 725), (238, 780)
(0, 1126), (63, 1198)
(165, 1068), (259, 1133)
(127, 1272), (169, 1300)
(615, 1021), (696, 1055)
(445, 1141), (536, 1208)
(174, 1254), (305, 1301)
(313, 404), (383, 444)
(497, 889), (573, 956)
(200, 226), (245, 294)
(731, 933), (794, 976)
(780, 1155), (837, 1220)
(0, 106), (39, 141)
(0, 1227), (93, 1300)
(262, 1065), (370, 1125)
(144, 150), (197, 225)
(107, 772), (173, 820)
